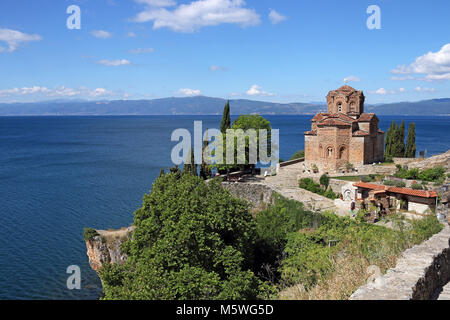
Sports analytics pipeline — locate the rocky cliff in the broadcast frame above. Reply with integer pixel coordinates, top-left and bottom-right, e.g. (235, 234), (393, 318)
(85, 226), (135, 271)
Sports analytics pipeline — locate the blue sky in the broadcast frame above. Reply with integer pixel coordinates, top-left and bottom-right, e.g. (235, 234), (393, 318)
(0, 0), (450, 104)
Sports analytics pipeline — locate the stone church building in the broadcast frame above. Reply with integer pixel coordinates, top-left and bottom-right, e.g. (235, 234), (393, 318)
(305, 85), (385, 173)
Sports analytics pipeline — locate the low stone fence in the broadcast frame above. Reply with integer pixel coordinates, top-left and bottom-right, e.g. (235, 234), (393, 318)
(222, 182), (276, 211)
(279, 158), (304, 168)
(350, 224), (450, 300)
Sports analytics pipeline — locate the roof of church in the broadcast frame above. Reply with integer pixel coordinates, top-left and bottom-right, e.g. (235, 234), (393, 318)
(335, 85), (357, 93)
(318, 118), (352, 126)
(304, 129), (317, 135)
(358, 113), (377, 122)
(352, 130), (370, 137)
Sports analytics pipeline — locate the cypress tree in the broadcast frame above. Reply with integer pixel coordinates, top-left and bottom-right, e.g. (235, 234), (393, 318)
(200, 129), (212, 180)
(183, 149), (197, 176)
(405, 122), (416, 158)
(220, 101), (231, 133)
(384, 121), (395, 160)
(397, 120), (406, 157)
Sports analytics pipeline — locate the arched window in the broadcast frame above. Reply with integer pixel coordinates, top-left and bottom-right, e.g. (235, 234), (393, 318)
(337, 102), (342, 113)
(339, 146), (346, 159)
(327, 147), (333, 158)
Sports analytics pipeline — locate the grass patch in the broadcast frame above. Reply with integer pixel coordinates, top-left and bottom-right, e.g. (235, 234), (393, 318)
(256, 195), (444, 300)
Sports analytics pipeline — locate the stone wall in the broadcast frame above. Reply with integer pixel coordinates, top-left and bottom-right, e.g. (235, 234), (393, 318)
(350, 224), (450, 300)
(222, 182), (275, 211)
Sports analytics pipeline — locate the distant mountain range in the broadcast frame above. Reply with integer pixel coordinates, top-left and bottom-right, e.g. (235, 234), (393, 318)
(0, 96), (449, 116)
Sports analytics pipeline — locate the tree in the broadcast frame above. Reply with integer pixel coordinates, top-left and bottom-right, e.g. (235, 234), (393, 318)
(215, 114), (273, 173)
(231, 115), (272, 171)
(99, 173), (266, 300)
(319, 174), (330, 189)
(405, 122), (416, 158)
(183, 149), (197, 176)
(220, 101), (231, 133)
(200, 129), (212, 180)
(396, 120), (406, 157)
(384, 121), (395, 161)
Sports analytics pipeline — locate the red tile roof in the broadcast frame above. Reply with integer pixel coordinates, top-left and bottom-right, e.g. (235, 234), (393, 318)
(316, 113), (355, 127)
(353, 130), (370, 137)
(353, 182), (386, 191)
(335, 85), (357, 93)
(385, 187), (438, 198)
(304, 129), (317, 135)
(311, 113), (328, 122)
(353, 182), (438, 198)
(358, 113), (377, 122)
(318, 118), (351, 126)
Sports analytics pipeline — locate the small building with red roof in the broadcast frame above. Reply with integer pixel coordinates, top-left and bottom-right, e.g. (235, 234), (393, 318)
(353, 182), (438, 215)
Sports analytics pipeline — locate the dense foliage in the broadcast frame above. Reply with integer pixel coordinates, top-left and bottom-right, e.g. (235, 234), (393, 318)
(99, 172), (443, 300)
(394, 165), (446, 184)
(299, 178), (339, 200)
(405, 122), (416, 158)
(99, 173), (271, 300)
(215, 114), (273, 173)
(385, 120), (416, 161)
(254, 195), (443, 295)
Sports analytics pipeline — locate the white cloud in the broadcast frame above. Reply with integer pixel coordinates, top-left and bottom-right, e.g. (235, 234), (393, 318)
(127, 32), (137, 37)
(398, 87), (407, 93)
(132, 0), (261, 33)
(246, 84), (274, 97)
(178, 88), (202, 96)
(97, 59), (131, 66)
(343, 75), (360, 83)
(129, 48), (154, 54)
(0, 86), (113, 99)
(369, 88), (398, 95)
(209, 65), (226, 72)
(91, 30), (113, 39)
(390, 43), (450, 81)
(268, 9), (286, 24)
(390, 75), (415, 81)
(0, 28), (42, 52)
(414, 86), (436, 93)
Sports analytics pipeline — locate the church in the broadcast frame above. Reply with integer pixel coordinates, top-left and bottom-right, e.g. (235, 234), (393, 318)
(304, 85), (385, 173)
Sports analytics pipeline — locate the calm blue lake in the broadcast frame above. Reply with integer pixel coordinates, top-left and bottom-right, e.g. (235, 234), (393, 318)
(0, 115), (449, 299)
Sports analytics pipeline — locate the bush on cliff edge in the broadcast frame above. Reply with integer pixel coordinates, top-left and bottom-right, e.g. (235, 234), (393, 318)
(99, 172), (272, 300)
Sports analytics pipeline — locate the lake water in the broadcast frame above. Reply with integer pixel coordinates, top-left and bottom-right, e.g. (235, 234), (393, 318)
(0, 115), (449, 299)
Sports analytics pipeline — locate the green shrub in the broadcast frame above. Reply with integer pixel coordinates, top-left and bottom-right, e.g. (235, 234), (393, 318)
(299, 178), (338, 200)
(361, 176), (371, 183)
(411, 183), (423, 190)
(418, 166), (445, 182)
(83, 228), (99, 241)
(383, 180), (395, 186)
(289, 150), (305, 161)
(319, 174), (330, 189)
(100, 173), (265, 300)
(395, 181), (406, 188)
(433, 177), (445, 186)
